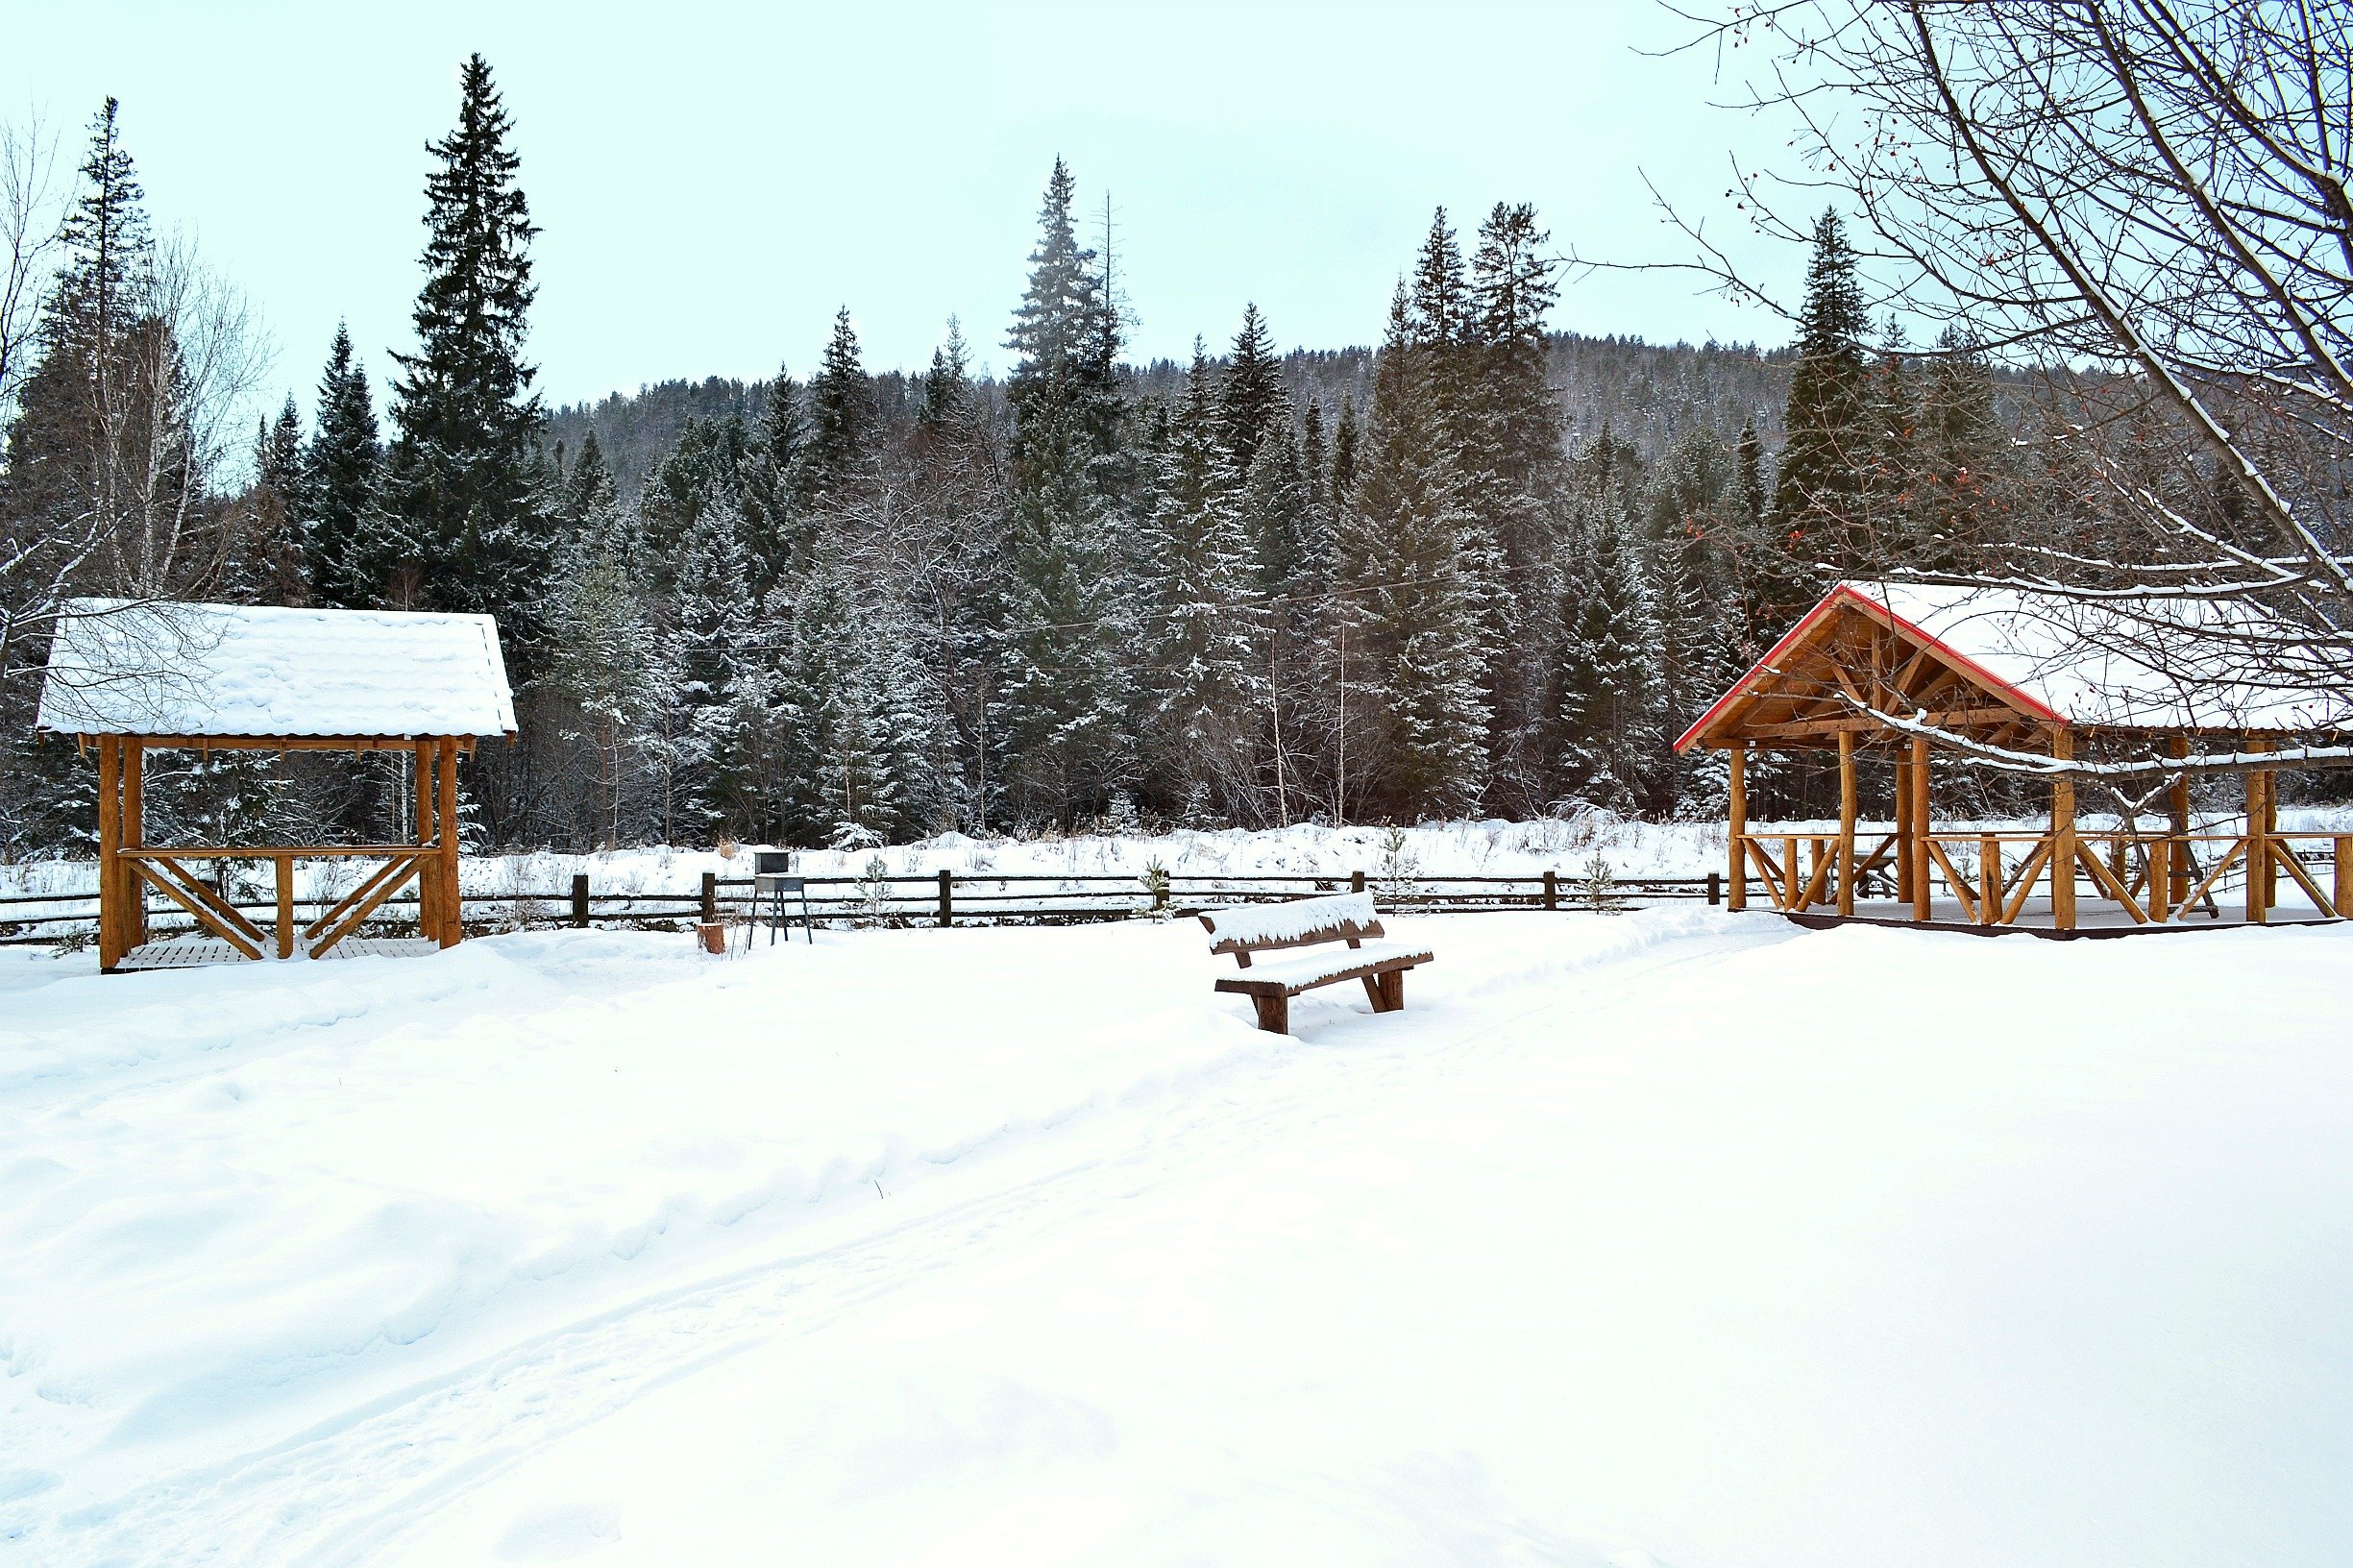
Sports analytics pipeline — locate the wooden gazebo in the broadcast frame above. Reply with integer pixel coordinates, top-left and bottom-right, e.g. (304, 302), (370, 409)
(37, 598), (516, 972)
(1676, 581), (2353, 932)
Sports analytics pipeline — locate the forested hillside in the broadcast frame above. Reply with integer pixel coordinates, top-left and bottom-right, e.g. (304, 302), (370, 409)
(2, 58), (2116, 858)
(548, 335), (1795, 505)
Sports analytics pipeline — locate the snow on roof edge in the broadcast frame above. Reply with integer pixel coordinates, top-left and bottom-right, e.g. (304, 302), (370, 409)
(35, 599), (518, 740)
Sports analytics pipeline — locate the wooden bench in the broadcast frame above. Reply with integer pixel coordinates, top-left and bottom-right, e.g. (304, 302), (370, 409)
(1198, 891), (1434, 1035)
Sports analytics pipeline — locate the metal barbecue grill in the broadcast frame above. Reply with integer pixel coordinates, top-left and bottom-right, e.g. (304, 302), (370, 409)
(748, 848), (814, 947)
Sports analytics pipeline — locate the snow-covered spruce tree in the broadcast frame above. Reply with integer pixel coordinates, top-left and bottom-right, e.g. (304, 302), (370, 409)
(997, 396), (1136, 824)
(1142, 341), (1262, 819)
(544, 459), (659, 848)
(1333, 284), (1491, 821)
(1463, 201), (1567, 811)
(805, 306), (875, 506)
(1913, 325), (2009, 575)
(658, 494), (756, 840)
(305, 322), (380, 608)
(636, 414), (750, 585)
(216, 398), (310, 605)
(367, 55), (551, 647)
(1550, 447), (1665, 816)
(1641, 428), (1741, 814)
(903, 317), (1011, 832)
(1218, 302), (1286, 475)
(1769, 208), (1872, 601)
(1858, 321), (1924, 564)
(737, 366), (810, 591)
(995, 159), (1137, 823)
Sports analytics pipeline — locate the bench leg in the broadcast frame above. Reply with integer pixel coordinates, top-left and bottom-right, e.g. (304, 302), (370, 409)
(1251, 992), (1290, 1034)
(1361, 974), (1385, 1012)
(1380, 969), (1405, 1012)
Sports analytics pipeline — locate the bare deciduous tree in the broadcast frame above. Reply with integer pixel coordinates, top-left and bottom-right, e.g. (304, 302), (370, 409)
(1625, 0), (2353, 776)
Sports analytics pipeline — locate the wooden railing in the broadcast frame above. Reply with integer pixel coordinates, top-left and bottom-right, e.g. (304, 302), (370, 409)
(0, 866), (1726, 947)
(1735, 826), (2351, 926)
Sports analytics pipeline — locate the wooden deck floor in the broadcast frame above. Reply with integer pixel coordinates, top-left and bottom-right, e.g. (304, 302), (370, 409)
(115, 935), (442, 970)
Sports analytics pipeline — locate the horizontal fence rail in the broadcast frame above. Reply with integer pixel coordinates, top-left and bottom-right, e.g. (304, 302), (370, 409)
(0, 864), (1734, 945)
(10, 831), (2340, 950)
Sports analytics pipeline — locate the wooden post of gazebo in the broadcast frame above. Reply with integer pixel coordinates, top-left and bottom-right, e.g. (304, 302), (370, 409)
(1836, 729), (1857, 917)
(1909, 735), (1931, 922)
(1726, 744), (1748, 912)
(2050, 726), (2076, 932)
(37, 599), (514, 973)
(2246, 737), (2271, 925)
(437, 740), (461, 947)
(415, 739), (440, 943)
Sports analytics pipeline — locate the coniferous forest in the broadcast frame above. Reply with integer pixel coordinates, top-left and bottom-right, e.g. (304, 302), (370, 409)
(2, 58), (2059, 856)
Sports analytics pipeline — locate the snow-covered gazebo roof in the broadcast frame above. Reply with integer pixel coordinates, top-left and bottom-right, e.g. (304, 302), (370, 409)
(1677, 580), (2353, 753)
(36, 599), (516, 743)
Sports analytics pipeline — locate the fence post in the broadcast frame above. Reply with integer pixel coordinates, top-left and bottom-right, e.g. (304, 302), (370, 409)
(1542, 869), (1557, 911)
(571, 872), (589, 928)
(700, 870), (717, 924)
(1707, 870), (1721, 906)
(938, 869), (952, 928)
(1351, 870), (1365, 895)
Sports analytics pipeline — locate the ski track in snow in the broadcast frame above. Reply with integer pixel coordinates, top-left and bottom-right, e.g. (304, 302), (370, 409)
(34, 919), (1794, 1565)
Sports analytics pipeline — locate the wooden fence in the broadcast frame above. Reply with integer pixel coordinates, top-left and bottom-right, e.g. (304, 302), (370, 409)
(0, 867), (1723, 945)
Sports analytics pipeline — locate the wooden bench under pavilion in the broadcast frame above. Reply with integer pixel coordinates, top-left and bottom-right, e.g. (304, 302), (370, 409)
(1676, 581), (2353, 934)
(36, 598), (516, 972)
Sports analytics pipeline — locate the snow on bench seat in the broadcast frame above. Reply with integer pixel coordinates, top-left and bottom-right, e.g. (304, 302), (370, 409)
(1199, 892), (1376, 951)
(1199, 892), (1434, 1034)
(1213, 940), (1436, 994)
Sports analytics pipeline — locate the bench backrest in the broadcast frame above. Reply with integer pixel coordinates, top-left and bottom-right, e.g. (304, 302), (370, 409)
(1199, 891), (1382, 965)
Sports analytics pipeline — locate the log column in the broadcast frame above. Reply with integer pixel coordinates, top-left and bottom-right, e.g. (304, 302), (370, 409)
(2246, 737), (2270, 925)
(414, 740), (439, 942)
(437, 741), (462, 948)
(123, 740), (145, 949)
(97, 736), (124, 970)
(2167, 736), (2192, 911)
(1910, 735), (1932, 922)
(1836, 729), (1857, 918)
(2050, 727), (2076, 932)
(1727, 745), (1748, 913)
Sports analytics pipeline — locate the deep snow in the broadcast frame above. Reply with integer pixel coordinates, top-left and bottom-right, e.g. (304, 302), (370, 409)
(5, 910), (2351, 1564)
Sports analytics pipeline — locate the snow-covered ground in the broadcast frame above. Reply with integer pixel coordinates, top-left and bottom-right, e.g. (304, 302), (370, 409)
(5, 910), (2351, 1564)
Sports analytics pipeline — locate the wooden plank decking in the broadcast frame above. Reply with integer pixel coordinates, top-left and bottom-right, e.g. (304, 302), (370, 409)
(116, 935), (442, 970)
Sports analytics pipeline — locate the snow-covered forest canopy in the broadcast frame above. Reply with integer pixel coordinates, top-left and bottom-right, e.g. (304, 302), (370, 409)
(0, 20), (2333, 857)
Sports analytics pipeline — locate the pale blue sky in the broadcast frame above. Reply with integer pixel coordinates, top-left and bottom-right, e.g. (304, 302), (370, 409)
(0, 0), (1797, 413)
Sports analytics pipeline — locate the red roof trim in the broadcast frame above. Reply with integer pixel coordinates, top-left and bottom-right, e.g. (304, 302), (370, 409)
(1671, 583), (2067, 752)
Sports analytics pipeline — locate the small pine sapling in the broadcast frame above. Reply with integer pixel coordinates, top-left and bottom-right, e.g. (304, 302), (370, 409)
(857, 853), (892, 926)
(1376, 823), (1420, 905)
(1580, 852), (1624, 914)
(1139, 855), (1171, 918)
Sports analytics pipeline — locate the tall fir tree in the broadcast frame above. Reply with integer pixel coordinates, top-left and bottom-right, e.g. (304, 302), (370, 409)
(1143, 342), (1262, 818)
(806, 306), (873, 502)
(367, 54), (551, 642)
(1217, 303), (1285, 474)
(1915, 325), (2006, 572)
(996, 159), (1136, 822)
(742, 367), (809, 586)
(1549, 473), (1664, 816)
(305, 323), (381, 607)
(1333, 285), (1491, 820)
(1770, 208), (1872, 608)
